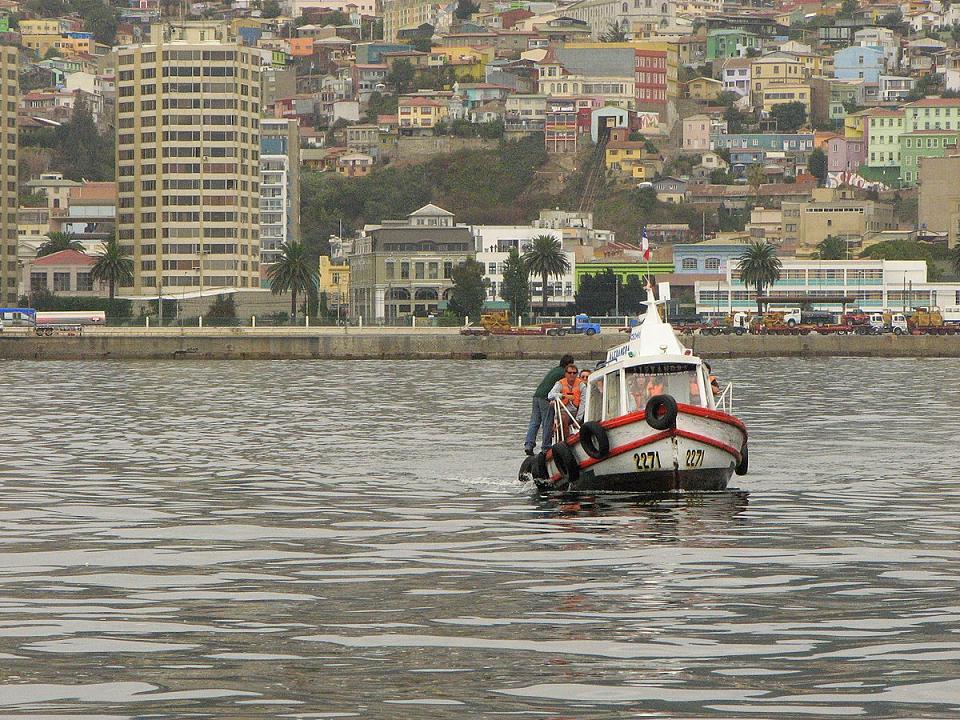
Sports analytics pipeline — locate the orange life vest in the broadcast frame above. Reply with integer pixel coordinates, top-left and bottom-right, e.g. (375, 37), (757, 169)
(557, 377), (581, 407)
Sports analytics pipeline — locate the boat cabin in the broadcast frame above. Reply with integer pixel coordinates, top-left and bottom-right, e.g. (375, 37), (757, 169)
(582, 356), (716, 424)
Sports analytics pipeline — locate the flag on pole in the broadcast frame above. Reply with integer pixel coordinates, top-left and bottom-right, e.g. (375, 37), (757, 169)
(641, 226), (651, 261)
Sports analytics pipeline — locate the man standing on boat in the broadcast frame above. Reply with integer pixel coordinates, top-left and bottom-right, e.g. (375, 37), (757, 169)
(524, 354), (574, 456)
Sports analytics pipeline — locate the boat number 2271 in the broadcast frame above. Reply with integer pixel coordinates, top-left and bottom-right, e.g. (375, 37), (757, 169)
(634, 451), (661, 471)
(685, 449), (704, 468)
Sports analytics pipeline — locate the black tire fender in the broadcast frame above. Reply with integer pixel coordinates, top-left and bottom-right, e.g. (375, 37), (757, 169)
(644, 394), (678, 431)
(518, 455), (535, 482)
(579, 421), (610, 460)
(735, 444), (749, 476)
(533, 451), (548, 479)
(550, 442), (580, 485)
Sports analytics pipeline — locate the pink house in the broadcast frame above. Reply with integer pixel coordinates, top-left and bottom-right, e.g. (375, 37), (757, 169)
(827, 136), (866, 173)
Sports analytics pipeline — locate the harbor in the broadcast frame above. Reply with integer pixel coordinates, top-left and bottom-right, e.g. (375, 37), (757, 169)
(3, 356), (960, 717)
(3, 326), (960, 360)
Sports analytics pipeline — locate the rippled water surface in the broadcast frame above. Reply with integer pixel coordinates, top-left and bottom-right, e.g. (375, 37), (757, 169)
(2, 357), (960, 718)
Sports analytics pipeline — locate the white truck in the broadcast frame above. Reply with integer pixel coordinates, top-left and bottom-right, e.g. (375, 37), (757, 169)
(869, 311), (908, 335)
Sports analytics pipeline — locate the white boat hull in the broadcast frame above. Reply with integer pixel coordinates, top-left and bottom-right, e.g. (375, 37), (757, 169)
(533, 404), (747, 494)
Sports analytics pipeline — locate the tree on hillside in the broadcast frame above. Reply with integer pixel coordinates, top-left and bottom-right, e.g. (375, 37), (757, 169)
(816, 235), (847, 260)
(386, 59), (416, 94)
(808, 147), (828, 185)
(454, 0), (479, 19)
(769, 102), (806, 133)
(37, 232), (83, 257)
(53, 100), (113, 181)
(499, 248), (530, 320)
(737, 241), (782, 314)
(268, 241), (319, 324)
(261, 0), (281, 17)
(838, 0), (857, 18)
(522, 235), (570, 314)
(600, 22), (627, 42)
(90, 236), (134, 300)
(747, 163), (765, 200)
(723, 104), (747, 134)
(449, 259), (487, 321)
(364, 91), (398, 122)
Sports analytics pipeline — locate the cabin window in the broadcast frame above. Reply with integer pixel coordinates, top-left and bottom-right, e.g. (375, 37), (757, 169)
(603, 369), (622, 420)
(624, 363), (704, 409)
(586, 378), (604, 422)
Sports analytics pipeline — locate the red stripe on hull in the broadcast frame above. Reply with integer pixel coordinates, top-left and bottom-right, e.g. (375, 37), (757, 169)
(561, 404), (746, 450)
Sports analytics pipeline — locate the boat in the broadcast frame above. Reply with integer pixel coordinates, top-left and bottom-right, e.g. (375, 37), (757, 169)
(519, 285), (748, 494)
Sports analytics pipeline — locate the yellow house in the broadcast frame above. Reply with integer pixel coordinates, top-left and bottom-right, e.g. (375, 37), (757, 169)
(758, 83), (811, 114)
(606, 139), (652, 179)
(54, 35), (93, 57)
(319, 255), (350, 316)
(18, 19), (63, 35)
(687, 76), (723, 102)
(844, 111), (866, 139)
(751, 53), (811, 114)
(398, 96), (449, 131)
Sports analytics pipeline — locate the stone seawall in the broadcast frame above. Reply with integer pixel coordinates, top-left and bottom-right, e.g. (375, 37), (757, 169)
(3, 328), (960, 360)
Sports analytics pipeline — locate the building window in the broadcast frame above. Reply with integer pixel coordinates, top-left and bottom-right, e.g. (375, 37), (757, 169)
(682, 257), (698, 270)
(705, 257), (721, 270)
(53, 272), (70, 292)
(30, 272), (47, 291)
(400, 261), (409, 279)
(385, 260), (395, 280)
(76, 272), (93, 292)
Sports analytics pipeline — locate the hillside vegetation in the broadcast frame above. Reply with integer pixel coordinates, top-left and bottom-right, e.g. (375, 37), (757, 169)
(300, 135), (555, 254)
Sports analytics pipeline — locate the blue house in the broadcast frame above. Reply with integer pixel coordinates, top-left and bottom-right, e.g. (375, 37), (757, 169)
(672, 244), (746, 274)
(833, 46), (886, 85)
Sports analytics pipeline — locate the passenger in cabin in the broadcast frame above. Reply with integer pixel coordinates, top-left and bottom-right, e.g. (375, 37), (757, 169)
(548, 363), (582, 437)
(576, 369), (590, 423)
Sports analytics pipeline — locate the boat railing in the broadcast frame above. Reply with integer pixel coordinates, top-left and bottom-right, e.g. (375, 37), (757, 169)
(716, 382), (733, 414)
(552, 397), (581, 445)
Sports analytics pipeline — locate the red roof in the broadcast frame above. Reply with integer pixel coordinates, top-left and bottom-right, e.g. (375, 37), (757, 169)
(33, 249), (94, 266)
(904, 97), (960, 107)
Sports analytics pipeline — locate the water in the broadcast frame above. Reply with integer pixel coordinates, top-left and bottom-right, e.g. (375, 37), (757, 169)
(1, 357), (959, 718)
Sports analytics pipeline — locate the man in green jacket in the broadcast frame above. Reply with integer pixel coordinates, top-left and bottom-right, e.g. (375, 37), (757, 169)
(524, 353), (574, 455)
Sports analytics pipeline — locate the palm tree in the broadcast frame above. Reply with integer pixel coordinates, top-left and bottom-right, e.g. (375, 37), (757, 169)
(37, 232), (84, 257)
(522, 234), (571, 316)
(600, 21), (628, 42)
(736, 240), (782, 314)
(268, 241), (319, 324)
(953, 244), (960, 278)
(816, 235), (847, 260)
(90, 236), (134, 300)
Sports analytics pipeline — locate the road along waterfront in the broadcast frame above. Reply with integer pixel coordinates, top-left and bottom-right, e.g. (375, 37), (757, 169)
(3, 327), (960, 359)
(1, 357), (960, 717)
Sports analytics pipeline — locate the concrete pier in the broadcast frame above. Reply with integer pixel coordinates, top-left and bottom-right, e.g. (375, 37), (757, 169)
(2, 327), (960, 360)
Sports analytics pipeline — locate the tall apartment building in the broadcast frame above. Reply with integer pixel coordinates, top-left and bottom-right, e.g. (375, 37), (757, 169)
(115, 22), (261, 294)
(259, 118), (300, 278)
(0, 45), (16, 305)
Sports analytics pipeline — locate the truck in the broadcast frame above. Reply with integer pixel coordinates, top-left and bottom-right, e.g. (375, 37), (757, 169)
(869, 311), (908, 335)
(567, 314), (601, 336)
(460, 311), (563, 336)
(907, 307), (960, 335)
(751, 311), (854, 335)
(702, 312), (750, 335)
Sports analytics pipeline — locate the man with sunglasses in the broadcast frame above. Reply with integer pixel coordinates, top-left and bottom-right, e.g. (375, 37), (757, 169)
(547, 363), (582, 441)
